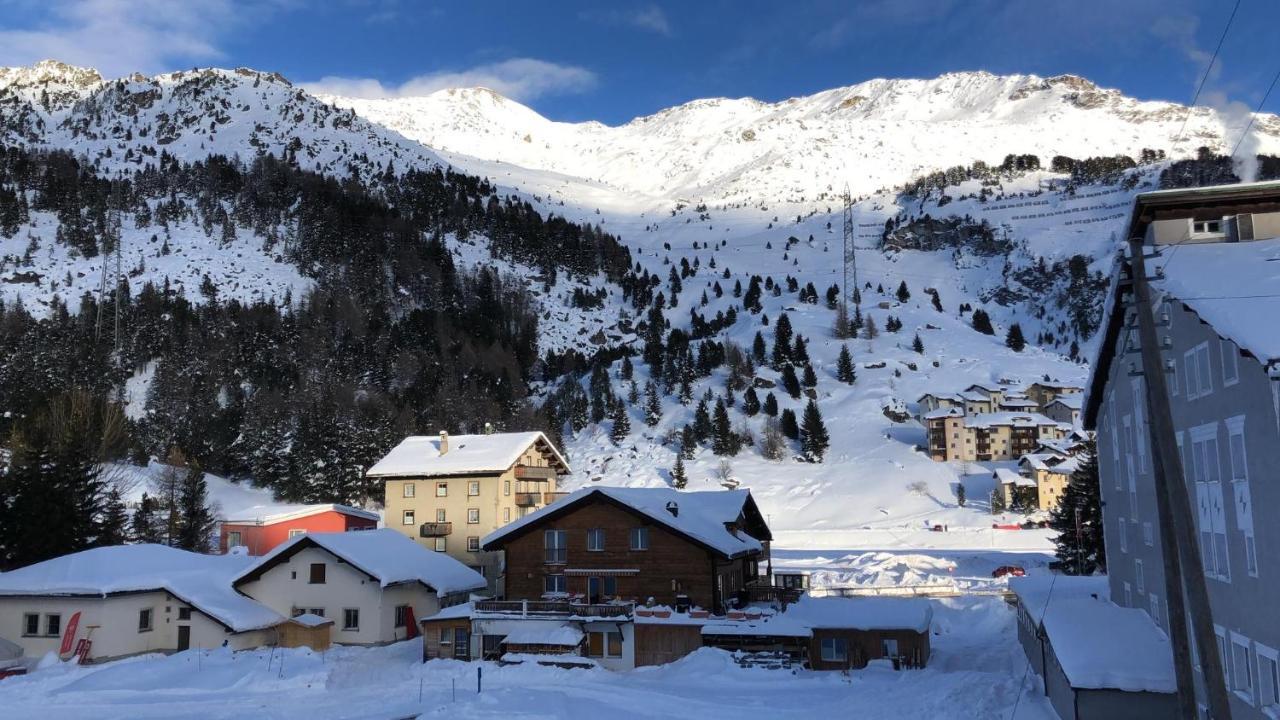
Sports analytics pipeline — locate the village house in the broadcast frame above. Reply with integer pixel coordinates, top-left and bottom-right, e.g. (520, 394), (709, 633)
(232, 529), (486, 646)
(1043, 394), (1084, 426)
(366, 430), (571, 593)
(925, 409), (1069, 462)
(0, 545), (283, 663)
(915, 392), (964, 415)
(218, 503), (379, 555)
(1024, 381), (1084, 411)
(998, 394), (1041, 412)
(1015, 452), (1080, 512)
(1010, 576), (1175, 720)
(480, 486), (772, 613)
(1084, 181), (1280, 718)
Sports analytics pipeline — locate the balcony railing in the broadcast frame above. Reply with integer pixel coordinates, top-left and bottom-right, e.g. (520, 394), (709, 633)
(474, 599), (633, 618)
(514, 465), (557, 480)
(543, 491), (568, 505)
(741, 581), (803, 607)
(419, 522), (452, 537)
(515, 493), (540, 507)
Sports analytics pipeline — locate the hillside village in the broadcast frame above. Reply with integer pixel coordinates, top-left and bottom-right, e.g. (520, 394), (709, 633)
(0, 8), (1279, 717)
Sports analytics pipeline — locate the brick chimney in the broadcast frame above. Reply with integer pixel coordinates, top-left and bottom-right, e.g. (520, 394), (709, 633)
(438, 431), (449, 455)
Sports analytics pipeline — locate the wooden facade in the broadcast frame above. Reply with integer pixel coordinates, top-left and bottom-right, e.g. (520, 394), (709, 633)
(807, 627), (930, 670)
(488, 493), (767, 613)
(277, 620), (332, 651)
(421, 616), (472, 661)
(633, 623), (704, 667)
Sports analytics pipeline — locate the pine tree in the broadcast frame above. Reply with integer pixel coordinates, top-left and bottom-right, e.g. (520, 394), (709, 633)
(895, 281), (910, 303)
(990, 488), (1007, 514)
(621, 355), (634, 380)
(693, 399), (713, 442)
(772, 313), (793, 367)
(610, 402), (631, 445)
(780, 408), (799, 440)
(760, 418), (786, 460)
(931, 291), (943, 312)
(671, 454), (688, 489)
(912, 333), (924, 354)
(863, 315), (879, 340)
(956, 483), (966, 507)
(644, 382), (662, 427)
(751, 332), (767, 363)
(1049, 441), (1106, 574)
(680, 424), (697, 460)
(836, 345), (856, 384)
(800, 399), (830, 462)
(174, 461), (216, 552)
(763, 392), (779, 417)
(97, 488), (130, 546)
(792, 335), (809, 364)
(802, 363), (817, 388)
(712, 399), (738, 456)
(1005, 323), (1026, 352)
(971, 308), (995, 335)
(131, 493), (164, 543)
(743, 387), (761, 415)
(781, 365), (801, 398)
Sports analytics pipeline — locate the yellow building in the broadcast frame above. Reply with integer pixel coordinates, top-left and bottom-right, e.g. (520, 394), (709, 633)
(1016, 453), (1080, 513)
(925, 410), (1069, 463)
(367, 431), (570, 594)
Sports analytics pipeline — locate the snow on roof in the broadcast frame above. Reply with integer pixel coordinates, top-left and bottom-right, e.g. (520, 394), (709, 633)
(1047, 394), (1083, 410)
(963, 412), (1060, 429)
(290, 612), (333, 627)
(222, 503), (379, 525)
(965, 383), (1002, 394)
(785, 595), (933, 633)
(237, 529), (486, 595)
(999, 398), (1039, 408)
(0, 545), (282, 632)
(923, 407), (965, 420)
(1151, 236), (1280, 365)
(364, 431), (569, 478)
(918, 392), (963, 402)
(483, 487), (763, 558)
(701, 614), (811, 638)
(1009, 574), (1109, 624)
(994, 468), (1035, 487)
(501, 624), (584, 647)
(960, 391), (993, 402)
(423, 602), (475, 621)
(1041, 598), (1175, 693)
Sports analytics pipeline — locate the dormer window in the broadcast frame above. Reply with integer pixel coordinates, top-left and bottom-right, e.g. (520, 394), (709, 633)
(1192, 219), (1223, 236)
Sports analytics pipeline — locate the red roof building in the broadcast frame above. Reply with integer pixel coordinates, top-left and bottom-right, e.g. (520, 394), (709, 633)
(219, 504), (380, 556)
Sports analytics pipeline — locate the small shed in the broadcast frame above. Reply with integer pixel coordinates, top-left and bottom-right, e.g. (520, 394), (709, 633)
(278, 613), (333, 651)
(421, 602), (474, 661)
(787, 596), (933, 670)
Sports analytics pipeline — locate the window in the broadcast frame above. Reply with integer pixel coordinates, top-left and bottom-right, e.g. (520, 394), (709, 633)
(503, 507), (511, 522)
(587, 528), (605, 552)
(1123, 415), (1137, 513)
(608, 631), (623, 657)
(1123, 582), (1132, 607)
(468, 481), (480, 497)
(1149, 594), (1161, 629)
(288, 528), (306, 538)
(434, 537), (447, 552)
(46, 613), (61, 637)
(403, 509), (415, 526)
(439, 628), (451, 645)
(227, 531), (242, 548)
(1256, 643), (1280, 711)
(1169, 358), (1179, 396)
(1193, 219), (1223, 235)
(1222, 340), (1239, 386)
(138, 608), (153, 633)
(1135, 559), (1145, 595)
(1143, 522), (1154, 547)
(585, 631), (623, 658)
(1119, 517), (1128, 553)
(545, 529), (567, 564)
(23, 613), (38, 636)
(467, 536), (480, 552)
(630, 527), (649, 551)
(1226, 416), (1257, 577)
(1217, 626), (1230, 687)
(1191, 425), (1230, 582)
(467, 508), (480, 525)
(394, 605), (409, 628)
(1232, 633), (1254, 704)
(1131, 377), (1147, 474)
(309, 563), (326, 584)
(178, 607), (192, 621)
(820, 637), (848, 663)
(1185, 342), (1213, 400)
(544, 574), (566, 594)
(343, 608), (359, 631)
(436, 509), (446, 522)
(504, 480), (511, 496)
(587, 576), (617, 602)
(403, 483), (416, 498)
(436, 482), (448, 497)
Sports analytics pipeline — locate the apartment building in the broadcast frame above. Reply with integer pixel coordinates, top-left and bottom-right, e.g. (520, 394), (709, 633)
(1085, 181), (1280, 719)
(925, 409), (1069, 462)
(367, 431), (570, 593)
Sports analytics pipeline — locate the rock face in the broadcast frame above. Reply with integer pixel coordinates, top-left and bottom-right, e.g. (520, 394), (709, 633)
(882, 216), (1013, 257)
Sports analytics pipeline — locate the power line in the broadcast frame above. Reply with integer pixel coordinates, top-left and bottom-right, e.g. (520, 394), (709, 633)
(1173, 0), (1242, 154)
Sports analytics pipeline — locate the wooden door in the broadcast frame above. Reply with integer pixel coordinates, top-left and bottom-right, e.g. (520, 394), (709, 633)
(177, 625), (191, 651)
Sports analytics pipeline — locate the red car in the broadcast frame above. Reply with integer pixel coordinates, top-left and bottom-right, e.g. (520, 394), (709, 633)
(992, 565), (1026, 578)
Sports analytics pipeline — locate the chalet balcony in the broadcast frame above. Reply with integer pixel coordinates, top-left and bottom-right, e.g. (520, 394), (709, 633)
(514, 465), (556, 481)
(515, 493), (540, 507)
(474, 599), (633, 618)
(543, 491), (568, 505)
(741, 581), (803, 607)
(419, 522), (451, 537)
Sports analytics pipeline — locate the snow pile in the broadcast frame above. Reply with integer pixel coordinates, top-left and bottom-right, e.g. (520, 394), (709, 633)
(0, 545), (281, 632)
(1040, 598), (1175, 693)
(236, 529), (486, 595)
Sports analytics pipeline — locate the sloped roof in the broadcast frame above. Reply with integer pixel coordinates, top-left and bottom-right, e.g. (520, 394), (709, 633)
(1041, 598), (1175, 693)
(222, 503), (379, 525)
(963, 411), (1061, 429)
(785, 595), (933, 633)
(0, 545), (282, 632)
(365, 431), (569, 478)
(1009, 574), (1109, 624)
(994, 468), (1034, 487)
(235, 529), (486, 595)
(482, 487), (766, 559)
(923, 407), (965, 420)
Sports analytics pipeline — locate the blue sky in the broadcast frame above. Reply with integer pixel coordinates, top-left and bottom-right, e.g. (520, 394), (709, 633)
(1, 0), (1277, 124)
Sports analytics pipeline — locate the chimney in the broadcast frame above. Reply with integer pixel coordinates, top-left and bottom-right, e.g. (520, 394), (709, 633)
(665, 500), (679, 517)
(438, 431), (449, 455)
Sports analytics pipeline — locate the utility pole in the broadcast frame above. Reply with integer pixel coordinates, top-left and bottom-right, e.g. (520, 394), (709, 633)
(1128, 237), (1232, 719)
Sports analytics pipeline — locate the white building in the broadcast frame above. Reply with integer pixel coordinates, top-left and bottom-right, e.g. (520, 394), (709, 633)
(232, 529), (486, 646)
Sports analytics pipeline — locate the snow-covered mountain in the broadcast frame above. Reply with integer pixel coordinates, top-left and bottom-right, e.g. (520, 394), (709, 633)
(5, 60), (1280, 547)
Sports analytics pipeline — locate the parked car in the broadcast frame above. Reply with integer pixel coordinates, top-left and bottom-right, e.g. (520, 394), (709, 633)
(992, 565), (1026, 578)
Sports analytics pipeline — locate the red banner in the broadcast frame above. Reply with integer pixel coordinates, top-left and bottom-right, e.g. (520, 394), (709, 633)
(59, 612), (81, 656)
(403, 606), (418, 640)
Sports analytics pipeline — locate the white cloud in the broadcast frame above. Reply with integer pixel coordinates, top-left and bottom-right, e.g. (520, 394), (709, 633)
(301, 58), (598, 102)
(0, 0), (270, 77)
(580, 5), (672, 36)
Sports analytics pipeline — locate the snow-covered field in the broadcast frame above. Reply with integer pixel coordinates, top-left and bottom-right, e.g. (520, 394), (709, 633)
(0, 597), (1056, 720)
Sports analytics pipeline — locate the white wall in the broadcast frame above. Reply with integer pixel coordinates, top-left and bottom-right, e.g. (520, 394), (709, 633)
(584, 620), (635, 671)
